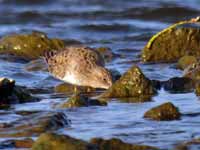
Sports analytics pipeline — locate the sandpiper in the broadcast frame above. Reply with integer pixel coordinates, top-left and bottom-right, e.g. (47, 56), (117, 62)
(44, 46), (113, 89)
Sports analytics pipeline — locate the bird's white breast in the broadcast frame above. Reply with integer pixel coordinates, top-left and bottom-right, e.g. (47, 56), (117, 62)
(62, 73), (80, 85)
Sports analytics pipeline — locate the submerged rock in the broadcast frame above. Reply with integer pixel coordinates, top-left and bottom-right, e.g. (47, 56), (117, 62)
(177, 55), (197, 70)
(144, 102), (181, 121)
(100, 65), (156, 102)
(175, 138), (200, 150)
(59, 94), (107, 108)
(0, 31), (65, 60)
(141, 17), (200, 62)
(32, 133), (96, 150)
(0, 78), (38, 107)
(90, 138), (158, 150)
(0, 111), (70, 138)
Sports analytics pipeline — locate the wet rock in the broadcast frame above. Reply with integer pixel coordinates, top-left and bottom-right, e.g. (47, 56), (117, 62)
(177, 55), (197, 70)
(100, 65), (156, 102)
(59, 94), (107, 108)
(110, 69), (121, 82)
(55, 83), (96, 95)
(0, 31), (65, 60)
(144, 102), (181, 121)
(162, 77), (194, 93)
(175, 138), (200, 150)
(96, 47), (115, 62)
(0, 78), (39, 106)
(183, 62), (200, 81)
(141, 17), (200, 63)
(1, 138), (34, 149)
(90, 138), (158, 150)
(195, 82), (200, 96)
(32, 133), (96, 150)
(25, 58), (48, 72)
(0, 111), (70, 137)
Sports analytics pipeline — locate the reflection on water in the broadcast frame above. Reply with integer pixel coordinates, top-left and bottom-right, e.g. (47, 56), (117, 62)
(0, 0), (200, 149)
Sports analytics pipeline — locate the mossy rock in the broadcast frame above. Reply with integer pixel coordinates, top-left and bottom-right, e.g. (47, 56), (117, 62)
(32, 133), (96, 150)
(90, 138), (158, 150)
(55, 83), (96, 95)
(141, 17), (200, 62)
(144, 102), (181, 121)
(99, 65), (156, 101)
(177, 55), (197, 70)
(0, 31), (65, 60)
(96, 47), (115, 62)
(60, 94), (107, 108)
(195, 82), (200, 96)
(183, 61), (200, 81)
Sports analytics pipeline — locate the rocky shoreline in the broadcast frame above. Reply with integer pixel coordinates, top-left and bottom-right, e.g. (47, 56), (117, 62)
(0, 17), (200, 149)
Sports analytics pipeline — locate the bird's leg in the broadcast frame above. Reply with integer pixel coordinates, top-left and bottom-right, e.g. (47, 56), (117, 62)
(86, 87), (92, 93)
(74, 86), (78, 93)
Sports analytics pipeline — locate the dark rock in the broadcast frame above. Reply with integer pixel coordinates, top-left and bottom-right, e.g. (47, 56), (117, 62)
(0, 111), (70, 137)
(0, 78), (39, 106)
(175, 138), (200, 150)
(141, 17), (200, 63)
(90, 138), (159, 150)
(100, 65), (156, 102)
(32, 133), (97, 150)
(144, 102), (181, 121)
(162, 77), (194, 93)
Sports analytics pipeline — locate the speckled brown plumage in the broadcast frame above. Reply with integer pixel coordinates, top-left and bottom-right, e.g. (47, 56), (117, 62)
(44, 46), (112, 89)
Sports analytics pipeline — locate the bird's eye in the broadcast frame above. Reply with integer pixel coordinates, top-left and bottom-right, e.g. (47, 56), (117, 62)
(103, 78), (107, 81)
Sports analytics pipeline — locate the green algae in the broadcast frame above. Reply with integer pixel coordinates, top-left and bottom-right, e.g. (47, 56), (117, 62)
(0, 32), (65, 60)
(144, 102), (181, 121)
(32, 133), (95, 150)
(100, 65), (156, 102)
(90, 138), (158, 150)
(142, 18), (200, 62)
(60, 94), (107, 108)
(177, 55), (197, 70)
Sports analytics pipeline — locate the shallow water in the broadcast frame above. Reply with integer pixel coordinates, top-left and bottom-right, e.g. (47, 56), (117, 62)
(0, 0), (200, 149)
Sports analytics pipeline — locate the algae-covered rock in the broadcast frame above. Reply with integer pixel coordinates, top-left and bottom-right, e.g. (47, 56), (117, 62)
(141, 17), (200, 62)
(177, 55), (198, 70)
(32, 133), (96, 150)
(175, 138), (200, 150)
(1, 138), (34, 149)
(183, 62), (200, 81)
(100, 65), (156, 101)
(0, 112), (70, 138)
(96, 47), (115, 62)
(90, 138), (158, 150)
(144, 102), (181, 121)
(60, 94), (107, 108)
(55, 83), (96, 95)
(0, 31), (65, 60)
(195, 82), (200, 96)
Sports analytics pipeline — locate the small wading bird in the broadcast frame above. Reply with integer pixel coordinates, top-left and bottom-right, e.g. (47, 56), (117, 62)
(44, 46), (113, 90)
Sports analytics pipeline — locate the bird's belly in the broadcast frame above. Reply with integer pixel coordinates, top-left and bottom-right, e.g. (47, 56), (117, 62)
(62, 73), (80, 85)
